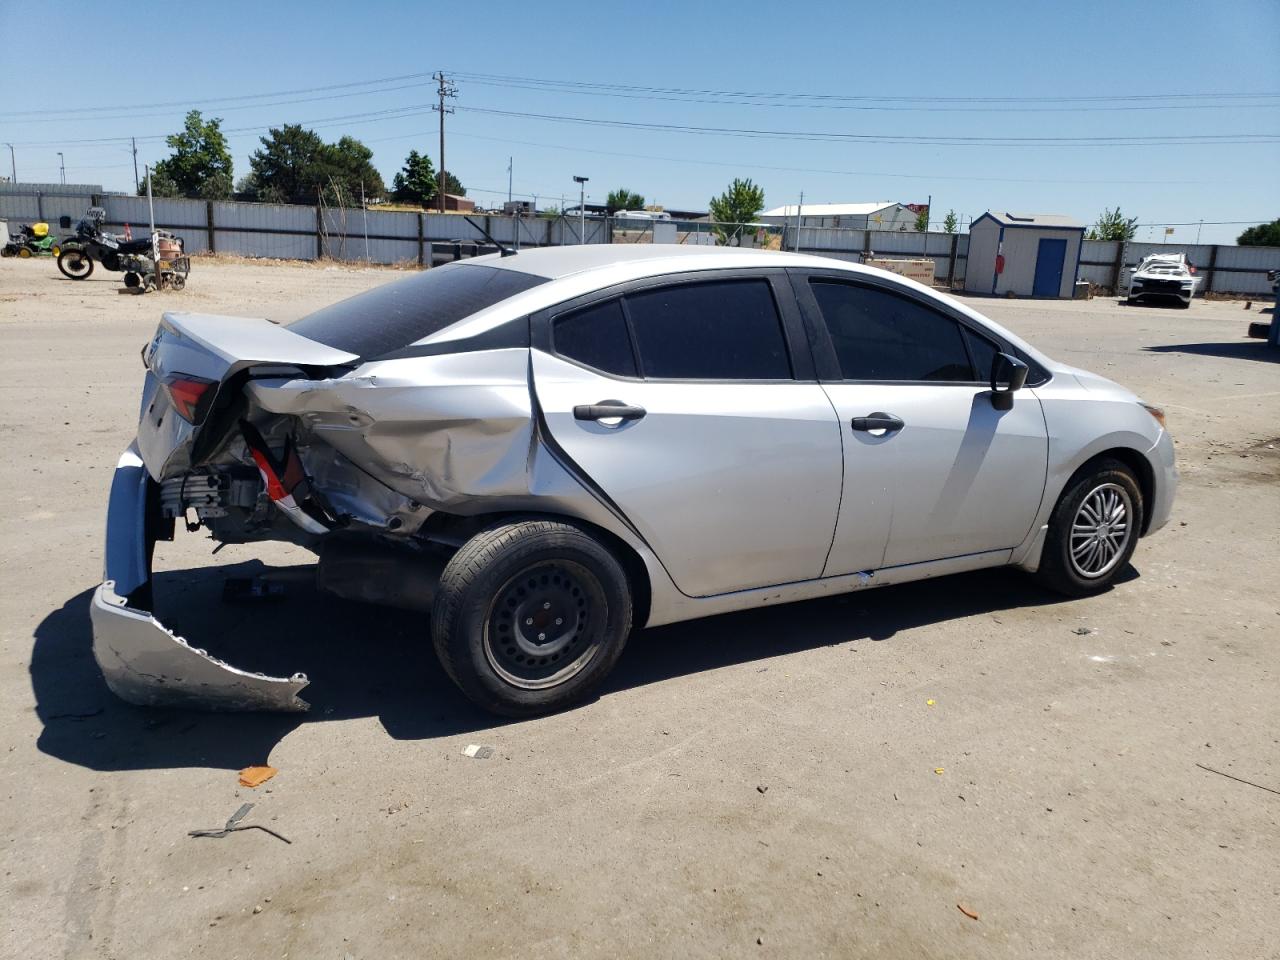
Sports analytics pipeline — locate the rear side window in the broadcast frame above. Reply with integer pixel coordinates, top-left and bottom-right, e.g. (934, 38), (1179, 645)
(809, 280), (974, 382)
(553, 299), (638, 377)
(625, 279), (791, 380)
(288, 263), (547, 358)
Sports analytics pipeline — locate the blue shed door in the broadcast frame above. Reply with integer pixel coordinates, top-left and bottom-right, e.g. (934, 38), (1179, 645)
(1032, 238), (1067, 297)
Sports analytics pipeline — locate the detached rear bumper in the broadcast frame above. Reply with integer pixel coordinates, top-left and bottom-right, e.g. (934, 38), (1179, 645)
(90, 443), (309, 712)
(1145, 428), (1177, 535)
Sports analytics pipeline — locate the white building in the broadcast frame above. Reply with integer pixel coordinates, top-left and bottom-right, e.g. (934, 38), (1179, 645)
(759, 201), (918, 231)
(965, 212), (1085, 299)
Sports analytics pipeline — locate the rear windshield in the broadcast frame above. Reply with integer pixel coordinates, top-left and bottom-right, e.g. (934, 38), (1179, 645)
(288, 262), (547, 358)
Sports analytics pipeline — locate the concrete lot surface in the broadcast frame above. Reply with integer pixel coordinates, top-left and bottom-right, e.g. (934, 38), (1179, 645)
(1, 256), (1277, 959)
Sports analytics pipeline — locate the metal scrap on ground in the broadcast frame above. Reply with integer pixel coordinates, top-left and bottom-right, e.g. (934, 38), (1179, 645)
(189, 803), (292, 844)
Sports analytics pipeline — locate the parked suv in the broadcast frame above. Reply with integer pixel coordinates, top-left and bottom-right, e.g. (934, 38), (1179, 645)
(1127, 252), (1200, 308)
(93, 246), (1176, 716)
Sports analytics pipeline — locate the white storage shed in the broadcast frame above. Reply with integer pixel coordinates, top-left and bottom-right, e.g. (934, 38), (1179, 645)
(965, 212), (1085, 298)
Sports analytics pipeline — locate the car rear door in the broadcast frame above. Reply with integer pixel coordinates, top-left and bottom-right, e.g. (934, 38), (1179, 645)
(531, 271), (844, 598)
(794, 272), (1048, 573)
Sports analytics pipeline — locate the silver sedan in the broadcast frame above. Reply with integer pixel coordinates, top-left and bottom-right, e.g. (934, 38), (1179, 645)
(92, 246), (1175, 716)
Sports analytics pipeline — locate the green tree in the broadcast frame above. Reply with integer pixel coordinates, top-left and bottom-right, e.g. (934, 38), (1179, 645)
(708, 177), (765, 244)
(439, 170), (465, 198)
(145, 110), (233, 200)
(244, 125), (384, 205)
(243, 125), (328, 203)
(391, 150), (436, 205)
(1237, 218), (1280, 246)
(914, 206), (930, 232)
(1087, 207), (1138, 241)
(943, 209), (959, 234)
(606, 188), (645, 214)
(391, 151), (466, 207)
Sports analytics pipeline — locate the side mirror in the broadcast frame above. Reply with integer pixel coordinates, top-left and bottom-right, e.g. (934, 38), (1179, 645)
(990, 352), (1029, 411)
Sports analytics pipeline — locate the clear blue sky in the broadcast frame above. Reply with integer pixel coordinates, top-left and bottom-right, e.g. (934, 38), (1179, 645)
(2, 0), (1277, 244)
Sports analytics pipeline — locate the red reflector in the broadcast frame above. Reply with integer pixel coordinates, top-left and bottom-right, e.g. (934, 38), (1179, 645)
(164, 374), (216, 423)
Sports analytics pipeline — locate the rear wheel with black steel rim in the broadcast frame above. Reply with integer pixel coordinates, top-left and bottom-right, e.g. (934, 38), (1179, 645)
(57, 247), (94, 279)
(432, 519), (632, 717)
(1035, 458), (1144, 597)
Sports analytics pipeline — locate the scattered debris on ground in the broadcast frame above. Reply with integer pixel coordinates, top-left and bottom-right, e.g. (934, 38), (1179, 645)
(1195, 763), (1280, 797)
(238, 765), (278, 788)
(462, 744), (494, 759)
(189, 803), (292, 844)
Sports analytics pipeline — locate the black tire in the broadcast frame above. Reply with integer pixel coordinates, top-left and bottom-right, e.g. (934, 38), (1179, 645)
(1035, 458), (1144, 597)
(57, 247), (94, 279)
(432, 519), (632, 717)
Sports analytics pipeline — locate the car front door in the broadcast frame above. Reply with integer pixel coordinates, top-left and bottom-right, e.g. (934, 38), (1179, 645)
(531, 272), (844, 598)
(794, 273), (1049, 574)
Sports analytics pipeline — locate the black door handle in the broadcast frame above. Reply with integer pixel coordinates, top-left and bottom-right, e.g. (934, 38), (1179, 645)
(851, 412), (904, 432)
(574, 401), (647, 422)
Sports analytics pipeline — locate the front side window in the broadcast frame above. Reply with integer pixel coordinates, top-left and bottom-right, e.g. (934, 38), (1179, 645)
(624, 279), (792, 380)
(809, 280), (974, 382)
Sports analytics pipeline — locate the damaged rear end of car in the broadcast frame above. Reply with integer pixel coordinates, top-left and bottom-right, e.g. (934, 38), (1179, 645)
(93, 262), (558, 712)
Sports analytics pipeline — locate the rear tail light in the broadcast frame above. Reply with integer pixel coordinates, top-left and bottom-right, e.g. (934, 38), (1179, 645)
(164, 374), (217, 424)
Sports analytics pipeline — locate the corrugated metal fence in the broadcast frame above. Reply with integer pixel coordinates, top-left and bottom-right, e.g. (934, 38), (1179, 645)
(0, 189), (609, 266)
(1075, 239), (1279, 296)
(2, 187), (1276, 293)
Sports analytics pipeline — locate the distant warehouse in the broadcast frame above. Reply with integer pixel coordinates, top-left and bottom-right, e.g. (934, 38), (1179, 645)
(760, 201), (919, 231)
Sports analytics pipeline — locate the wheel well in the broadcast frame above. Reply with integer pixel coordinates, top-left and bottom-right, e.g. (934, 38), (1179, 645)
(1077, 448), (1156, 535)
(420, 509), (653, 629)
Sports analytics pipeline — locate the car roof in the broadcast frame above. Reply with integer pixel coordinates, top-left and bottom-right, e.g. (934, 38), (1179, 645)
(461, 244), (858, 281)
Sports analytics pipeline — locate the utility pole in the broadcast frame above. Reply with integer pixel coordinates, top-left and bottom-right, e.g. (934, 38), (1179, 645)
(3, 143), (14, 183)
(57, 152), (65, 185)
(573, 175), (589, 244)
(793, 191), (803, 252)
(432, 71), (456, 215)
(507, 156), (513, 204)
(131, 137), (140, 194)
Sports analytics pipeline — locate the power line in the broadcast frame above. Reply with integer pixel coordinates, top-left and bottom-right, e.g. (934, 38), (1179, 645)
(3, 64), (1275, 122)
(3, 80), (437, 125)
(0, 72), (437, 120)
(455, 105), (1279, 146)
(452, 73), (1280, 114)
(8, 105), (429, 147)
(451, 70), (1279, 106)
(447, 129), (1212, 185)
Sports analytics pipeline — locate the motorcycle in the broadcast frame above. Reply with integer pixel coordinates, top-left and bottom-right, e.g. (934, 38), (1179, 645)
(2, 221), (58, 258)
(56, 208), (189, 289)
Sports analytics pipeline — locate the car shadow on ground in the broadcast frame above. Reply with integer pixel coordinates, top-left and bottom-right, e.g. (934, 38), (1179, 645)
(1144, 341), (1279, 363)
(32, 560), (1108, 772)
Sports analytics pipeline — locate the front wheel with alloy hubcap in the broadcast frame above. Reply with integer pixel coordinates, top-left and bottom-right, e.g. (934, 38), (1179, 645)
(432, 519), (633, 717)
(1035, 458), (1144, 597)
